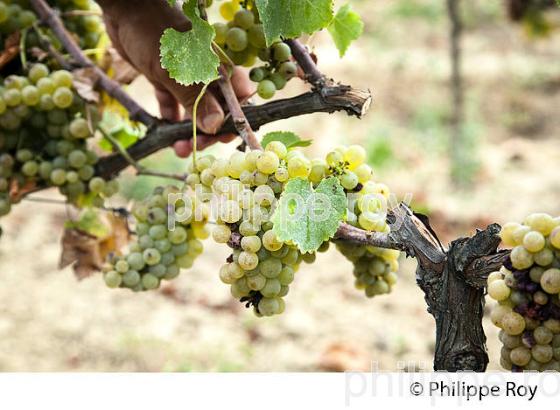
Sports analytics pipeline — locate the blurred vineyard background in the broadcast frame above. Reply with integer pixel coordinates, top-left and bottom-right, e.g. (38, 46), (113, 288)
(0, 0), (559, 371)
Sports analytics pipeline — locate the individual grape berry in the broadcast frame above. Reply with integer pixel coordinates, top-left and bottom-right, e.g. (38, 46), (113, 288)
(247, 24), (266, 48)
(269, 73), (287, 90)
(53, 87), (74, 108)
(233, 9), (254, 29)
(249, 67), (266, 82)
(220, 0), (239, 20)
(51, 70), (73, 88)
(213, 22), (228, 45)
(278, 61), (297, 79)
(28, 64), (49, 84)
(271, 42), (292, 62)
(69, 118), (90, 138)
(226, 27), (248, 52)
(257, 80), (276, 100)
(104, 271), (122, 288)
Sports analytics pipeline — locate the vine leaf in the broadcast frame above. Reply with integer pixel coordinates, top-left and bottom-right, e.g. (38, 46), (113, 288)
(255, 0), (334, 46)
(60, 210), (130, 280)
(98, 112), (144, 152)
(160, 0), (219, 86)
(272, 177), (346, 253)
(261, 131), (312, 149)
(327, 3), (364, 57)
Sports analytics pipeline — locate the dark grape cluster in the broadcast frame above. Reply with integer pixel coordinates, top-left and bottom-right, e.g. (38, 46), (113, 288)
(103, 186), (208, 291)
(489, 213), (560, 371)
(0, 63), (117, 217)
(0, 0), (103, 50)
(213, 0), (298, 100)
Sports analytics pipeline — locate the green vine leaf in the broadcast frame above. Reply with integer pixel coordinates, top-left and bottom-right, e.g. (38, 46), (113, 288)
(160, 0), (219, 86)
(255, 0), (334, 46)
(327, 3), (364, 57)
(261, 131), (312, 149)
(271, 177), (346, 253)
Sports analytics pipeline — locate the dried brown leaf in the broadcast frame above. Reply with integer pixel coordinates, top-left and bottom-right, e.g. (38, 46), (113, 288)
(60, 228), (103, 280)
(72, 67), (100, 104)
(0, 32), (20, 70)
(98, 212), (130, 259)
(9, 179), (37, 203)
(100, 47), (139, 85)
(60, 212), (130, 280)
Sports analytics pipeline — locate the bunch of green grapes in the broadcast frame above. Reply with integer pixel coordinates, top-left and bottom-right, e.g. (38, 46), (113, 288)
(186, 142), (311, 317)
(0, 0), (103, 49)
(288, 143), (400, 298)
(488, 213), (560, 371)
(103, 185), (209, 291)
(0, 0), (36, 38)
(213, 0), (298, 100)
(0, 63), (117, 217)
(53, 0), (104, 49)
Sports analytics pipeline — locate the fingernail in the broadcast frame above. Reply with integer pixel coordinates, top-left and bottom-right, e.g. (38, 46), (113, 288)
(201, 113), (222, 134)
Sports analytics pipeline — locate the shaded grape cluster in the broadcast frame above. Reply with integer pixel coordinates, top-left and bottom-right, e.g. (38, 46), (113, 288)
(336, 242), (399, 297)
(0, 63), (117, 217)
(489, 213), (560, 371)
(103, 186), (208, 292)
(0, 0), (103, 49)
(213, 0), (298, 100)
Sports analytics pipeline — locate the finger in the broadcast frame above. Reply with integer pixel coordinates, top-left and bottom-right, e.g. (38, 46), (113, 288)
(173, 140), (193, 158)
(230, 67), (254, 101)
(173, 133), (237, 158)
(155, 87), (181, 122)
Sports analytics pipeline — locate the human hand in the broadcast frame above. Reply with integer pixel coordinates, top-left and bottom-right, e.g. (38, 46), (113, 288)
(96, 0), (253, 157)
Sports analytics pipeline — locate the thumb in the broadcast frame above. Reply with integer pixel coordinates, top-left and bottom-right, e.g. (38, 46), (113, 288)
(195, 92), (225, 135)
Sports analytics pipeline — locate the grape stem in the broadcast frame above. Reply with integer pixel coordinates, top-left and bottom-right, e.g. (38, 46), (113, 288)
(31, 24), (73, 70)
(29, 0), (157, 127)
(285, 39), (325, 88)
(217, 65), (262, 150)
(191, 82), (210, 169)
(19, 28), (28, 69)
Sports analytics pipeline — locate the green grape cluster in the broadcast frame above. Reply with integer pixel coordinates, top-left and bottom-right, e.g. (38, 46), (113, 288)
(103, 185), (209, 292)
(0, 0), (37, 36)
(54, 0), (103, 49)
(0, 63), (116, 217)
(276, 142), (400, 298)
(186, 144), (312, 317)
(186, 140), (399, 315)
(0, 0), (103, 49)
(213, 0), (298, 100)
(488, 213), (560, 371)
